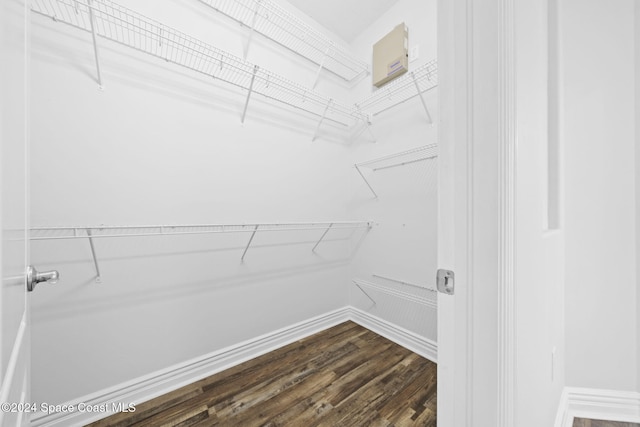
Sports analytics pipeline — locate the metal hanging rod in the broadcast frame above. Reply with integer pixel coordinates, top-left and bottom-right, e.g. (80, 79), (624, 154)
(30, 221), (372, 281)
(31, 0), (364, 130)
(354, 60), (438, 121)
(352, 278), (437, 309)
(29, 221), (372, 240)
(354, 144), (438, 198)
(196, 0), (369, 82)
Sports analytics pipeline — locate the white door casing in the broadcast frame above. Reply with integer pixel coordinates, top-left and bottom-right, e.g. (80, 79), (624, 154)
(0, 0), (31, 426)
(437, 0), (517, 425)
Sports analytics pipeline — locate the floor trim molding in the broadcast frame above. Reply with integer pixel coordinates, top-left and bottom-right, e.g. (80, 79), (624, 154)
(554, 387), (640, 427)
(348, 307), (438, 363)
(31, 306), (437, 427)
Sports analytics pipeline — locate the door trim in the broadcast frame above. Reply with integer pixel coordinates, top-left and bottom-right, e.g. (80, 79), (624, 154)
(497, 0), (517, 426)
(438, 0), (518, 424)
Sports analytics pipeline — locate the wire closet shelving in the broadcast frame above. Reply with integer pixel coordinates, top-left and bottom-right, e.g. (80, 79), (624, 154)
(195, 0), (370, 85)
(354, 144), (438, 198)
(31, 0), (439, 138)
(354, 60), (438, 123)
(30, 221), (373, 282)
(353, 275), (437, 309)
(31, 0), (366, 136)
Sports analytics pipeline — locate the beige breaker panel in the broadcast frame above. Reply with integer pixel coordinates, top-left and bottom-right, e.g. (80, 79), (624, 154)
(372, 23), (409, 87)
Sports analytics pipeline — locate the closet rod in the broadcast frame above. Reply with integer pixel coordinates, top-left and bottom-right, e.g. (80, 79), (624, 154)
(29, 221), (373, 240)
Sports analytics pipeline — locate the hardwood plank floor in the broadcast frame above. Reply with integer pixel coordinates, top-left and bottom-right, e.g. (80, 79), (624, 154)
(87, 321), (437, 427)
(573, 418), (640, 427)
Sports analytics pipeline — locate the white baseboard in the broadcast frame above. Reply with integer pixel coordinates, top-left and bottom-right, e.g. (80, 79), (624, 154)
(31, 306), (437, 427)
(555, 387), (640, 427)
(348, 307), (437, 363)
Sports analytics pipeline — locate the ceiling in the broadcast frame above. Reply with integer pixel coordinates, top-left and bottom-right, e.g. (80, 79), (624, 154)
(285, 0), (401, 43)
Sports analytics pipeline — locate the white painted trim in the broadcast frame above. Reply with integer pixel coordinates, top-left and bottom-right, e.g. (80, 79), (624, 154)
(348, 307), (438, 363)
(497, 0), (517, 424)
(31, 306), (437, 427)
(0, 314), (28, 427)
(31, 307), (351, 427)
(554, 387), (640, 427)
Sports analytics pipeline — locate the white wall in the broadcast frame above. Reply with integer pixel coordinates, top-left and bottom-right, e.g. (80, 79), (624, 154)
(562, 0), (637, 391)
(29, 0), (363, 407)
(346, 0), (439, 339)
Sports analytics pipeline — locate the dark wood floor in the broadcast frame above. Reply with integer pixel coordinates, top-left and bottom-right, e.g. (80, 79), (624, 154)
(574, 418), (640, 427)
(87, 321), (437, 426)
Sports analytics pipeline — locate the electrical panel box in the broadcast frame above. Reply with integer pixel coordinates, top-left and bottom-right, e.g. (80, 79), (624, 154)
(372, 23), (409, 87)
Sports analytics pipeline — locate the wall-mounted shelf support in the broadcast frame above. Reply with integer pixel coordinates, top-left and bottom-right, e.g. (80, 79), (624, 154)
(311, 223), (333, 252)
(354, 281), (377, 307)
(354, 165), (378, 198)
(241, 65), (259, 123)
(241, 224), (259, 261)
(85, 229), (102, 282)
(354, 106), (376, 143)
(243, 0), (262, 59)
(312, 98), (332, 141)
(354, 144), (438, 198)
(312, 46), (331, 89)
(86, 0), (103, 88)
(410, 72), (432, 123)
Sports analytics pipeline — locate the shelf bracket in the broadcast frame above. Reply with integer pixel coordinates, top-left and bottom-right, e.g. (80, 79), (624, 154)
(312, 223), (333, 252)
(312, 99), (332, 141)
(354, 164), (378, 198)
(86, 229), (102, 283)
(241, 65), (259, 123)
(353, 281), (377, 307)
(411, 72), (432, 123)
(241, 224), (259, 262)
(356, 105), (376, 143)
(312, 46), (331, 89)
(243, 0), (262, 60)
(87, 0), (103, 89)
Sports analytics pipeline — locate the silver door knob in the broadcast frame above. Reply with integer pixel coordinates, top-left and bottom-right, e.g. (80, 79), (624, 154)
(26, 265), (59, 292)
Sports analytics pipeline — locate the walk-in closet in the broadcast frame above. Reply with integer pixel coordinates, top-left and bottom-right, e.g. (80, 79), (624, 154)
(4, 0), (439, 425)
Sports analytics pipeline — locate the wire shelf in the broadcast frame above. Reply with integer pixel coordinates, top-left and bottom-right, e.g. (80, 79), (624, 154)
(31, 0), (364, 127)
(29, 221), (372, 240)
(354, 144), (438, 198)
(31, 221), (372, 282)
(196, 0), (369, 82)
(352, 278), (437, 309)
(354, 60), (438, 117)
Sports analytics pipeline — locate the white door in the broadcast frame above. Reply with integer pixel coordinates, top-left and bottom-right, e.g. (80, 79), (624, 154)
(0, 1), (31, 425)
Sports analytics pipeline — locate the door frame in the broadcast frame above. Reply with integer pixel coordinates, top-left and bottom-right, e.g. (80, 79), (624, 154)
(0, 0), (31, 425)
(437, 0), (517, 425)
